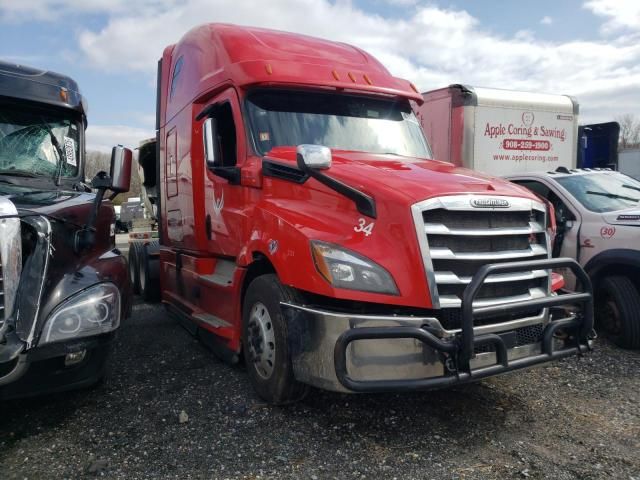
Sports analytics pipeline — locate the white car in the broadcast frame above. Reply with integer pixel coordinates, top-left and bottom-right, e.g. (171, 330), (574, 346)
(506, 168), (640, 349)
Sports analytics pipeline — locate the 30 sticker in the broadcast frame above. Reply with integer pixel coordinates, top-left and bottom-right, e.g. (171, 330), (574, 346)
(600, 226), (616, 239)
(354, 218), (375, 236)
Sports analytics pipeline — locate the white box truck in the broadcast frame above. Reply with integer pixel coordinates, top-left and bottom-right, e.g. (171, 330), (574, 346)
(416, 84), (579, 175)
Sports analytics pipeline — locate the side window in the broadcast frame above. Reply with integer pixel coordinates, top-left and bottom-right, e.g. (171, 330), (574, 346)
(170, 56), (184, 99)
(206, 102), (237, 167)
(515, 180), (550, 199)
(514, 180), (575, 222)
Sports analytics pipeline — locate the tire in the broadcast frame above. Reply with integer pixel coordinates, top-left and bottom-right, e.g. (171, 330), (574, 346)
(596, 275), (640, 349)
(140, 242), (161, 303)
(128, 243), (140, 295)
(242, 274), (309, 404)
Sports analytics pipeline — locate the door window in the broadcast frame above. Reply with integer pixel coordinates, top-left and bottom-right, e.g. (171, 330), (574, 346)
(205, 102), (237, 167)
(514, 180), (575, 222)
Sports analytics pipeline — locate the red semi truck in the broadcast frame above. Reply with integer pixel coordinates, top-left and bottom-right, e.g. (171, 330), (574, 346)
(129, 24), (593, 404)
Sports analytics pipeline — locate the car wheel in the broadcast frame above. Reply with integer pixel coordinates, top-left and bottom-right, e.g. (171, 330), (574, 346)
(597, 275), (640, 349)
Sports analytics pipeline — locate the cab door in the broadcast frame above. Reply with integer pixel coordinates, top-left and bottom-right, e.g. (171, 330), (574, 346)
(196, 88), (248, 257)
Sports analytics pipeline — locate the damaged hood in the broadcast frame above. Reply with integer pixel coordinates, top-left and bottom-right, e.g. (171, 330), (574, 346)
(0, 184), (95, 218)
(265, 147), (537, 204)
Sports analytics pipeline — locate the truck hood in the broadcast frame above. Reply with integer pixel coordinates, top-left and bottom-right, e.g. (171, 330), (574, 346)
(0, 184), (95, 218)
(602, 208), (640, 227)
(265, 147), (536, 204)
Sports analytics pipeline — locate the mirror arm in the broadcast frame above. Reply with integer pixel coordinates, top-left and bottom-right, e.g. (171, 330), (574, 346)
(211, 165), (241, 184)
(75, 171), (111, 252)
(296, 153), (377, 218)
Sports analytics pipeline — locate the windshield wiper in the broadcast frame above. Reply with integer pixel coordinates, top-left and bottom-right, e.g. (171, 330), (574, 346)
(586, 190), (639, 202)
(622, 184), (640, 193)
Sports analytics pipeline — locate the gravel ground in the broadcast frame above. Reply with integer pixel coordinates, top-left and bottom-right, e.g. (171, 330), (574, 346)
(1, 298), (639, 480)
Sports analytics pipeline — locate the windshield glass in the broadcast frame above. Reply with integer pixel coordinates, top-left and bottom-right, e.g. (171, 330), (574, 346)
(556, 172), (640, 212)
(246, 90), (432, 158)
(0, 103), (81, 178)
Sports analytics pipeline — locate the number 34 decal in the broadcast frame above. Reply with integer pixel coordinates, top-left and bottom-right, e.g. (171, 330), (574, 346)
(354, 218), (375, 236)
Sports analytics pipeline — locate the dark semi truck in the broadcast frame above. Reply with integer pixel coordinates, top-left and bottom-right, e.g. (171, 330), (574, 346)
(0, 61), (132, 398)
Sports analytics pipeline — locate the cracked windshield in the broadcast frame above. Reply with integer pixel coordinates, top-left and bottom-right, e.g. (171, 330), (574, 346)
(0, 106), (80, 178)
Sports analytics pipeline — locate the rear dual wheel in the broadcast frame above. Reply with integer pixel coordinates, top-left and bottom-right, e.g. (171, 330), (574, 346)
(128, 241), (160, 302)
(139, 241), (160, 302)
(242, 274), (308, 404)
(128, 242), (143, 295)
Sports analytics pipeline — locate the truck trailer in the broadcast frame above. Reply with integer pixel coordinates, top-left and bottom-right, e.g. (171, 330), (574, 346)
(131, 24), (593, 404)
(416, 85), (579, 175)
(0, 61), (132, 398)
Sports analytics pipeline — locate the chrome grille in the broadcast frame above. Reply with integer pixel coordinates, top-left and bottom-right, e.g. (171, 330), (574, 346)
(412, 195), (550, 311)
(0, 261), (4, 324)
(0, 196), (22, 330)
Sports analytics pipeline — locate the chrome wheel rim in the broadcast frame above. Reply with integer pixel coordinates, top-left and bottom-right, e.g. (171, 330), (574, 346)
(247, 302), (276, 379)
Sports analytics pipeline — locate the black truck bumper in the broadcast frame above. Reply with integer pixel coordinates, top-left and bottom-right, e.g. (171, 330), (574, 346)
(0, 334), (113, 400)
(283, 258), (593, 393)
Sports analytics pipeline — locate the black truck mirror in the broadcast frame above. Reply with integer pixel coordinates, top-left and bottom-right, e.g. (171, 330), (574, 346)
(110, 145), (132, 193)
(76, 145), (133, 252)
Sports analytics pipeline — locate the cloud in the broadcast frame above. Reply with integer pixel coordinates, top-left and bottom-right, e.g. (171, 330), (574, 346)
(0, 0), (176, 21)
(540, 16), (553, 25)
(584, 0), (640, 33)
(86, 125), (154, 152)
(4, 0), (640, 127)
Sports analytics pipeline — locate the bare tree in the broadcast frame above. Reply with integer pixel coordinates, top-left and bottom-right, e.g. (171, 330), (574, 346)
(616, 113), (640, 150)
(85, 150), (141, 204)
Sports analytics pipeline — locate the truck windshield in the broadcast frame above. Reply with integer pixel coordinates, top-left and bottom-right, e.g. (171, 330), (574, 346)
(246, 90), (432, 159)
(0, 104), (80, 179)
(556, 172), (640, 212)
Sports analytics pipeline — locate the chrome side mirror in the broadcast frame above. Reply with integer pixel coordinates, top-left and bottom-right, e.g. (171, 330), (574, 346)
(109, 145), (132, 193)
(296, 144), (332, 170)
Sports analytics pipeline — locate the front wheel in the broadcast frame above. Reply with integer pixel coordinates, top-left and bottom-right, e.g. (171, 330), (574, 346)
(242, 274), (308, 404)
(597, 275), (640, 349)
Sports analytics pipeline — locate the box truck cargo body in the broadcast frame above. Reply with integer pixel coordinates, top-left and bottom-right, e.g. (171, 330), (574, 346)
(416, 85), (579, 175)
(619, 148), (640, 180)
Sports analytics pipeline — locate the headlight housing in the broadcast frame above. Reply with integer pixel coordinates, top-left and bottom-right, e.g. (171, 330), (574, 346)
(310, 241), (399, 295)
(39, 283), (121, 345)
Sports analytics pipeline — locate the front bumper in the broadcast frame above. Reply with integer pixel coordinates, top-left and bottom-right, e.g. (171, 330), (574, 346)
(283, 258), (593, 393)
(0, 334), (113, 400)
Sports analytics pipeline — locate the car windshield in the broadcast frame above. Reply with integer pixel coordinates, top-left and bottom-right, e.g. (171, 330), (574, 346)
(0, 104), (81, 179)
(246, 90), (432, 159)
(556, 172), (640, 212)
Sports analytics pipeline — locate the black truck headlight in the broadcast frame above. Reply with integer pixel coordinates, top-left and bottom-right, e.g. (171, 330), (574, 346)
(311, 241), (399, 295)
(39, 283), (121, 345)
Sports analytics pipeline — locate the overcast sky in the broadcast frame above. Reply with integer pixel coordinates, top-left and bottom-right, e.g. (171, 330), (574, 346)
(1, 0), (639, 151)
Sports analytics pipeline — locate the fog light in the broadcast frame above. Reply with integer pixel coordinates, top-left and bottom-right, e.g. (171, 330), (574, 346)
(65, 350), (87, 366)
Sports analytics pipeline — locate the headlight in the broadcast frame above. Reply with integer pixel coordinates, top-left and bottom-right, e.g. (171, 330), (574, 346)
(40, 283), (121, 345)
(310, 241), (399, 295)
